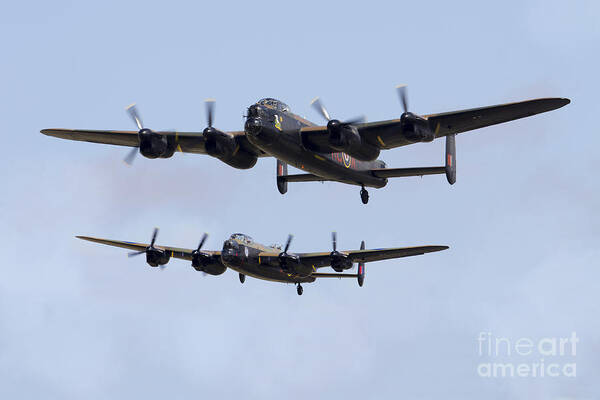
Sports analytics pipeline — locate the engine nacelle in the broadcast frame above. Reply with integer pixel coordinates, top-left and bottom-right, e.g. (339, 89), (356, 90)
(139, 129), (172, 159)
(204, 128), (257, 169)
(401, 113), (435, 143)
(146, 248), (170, 267)
(327, 121), (380, 161)
(279, 254), (312, 277)
(192, 252), (227, 276)
(328, 120), (360, 150)
(330, 253), (352, 273)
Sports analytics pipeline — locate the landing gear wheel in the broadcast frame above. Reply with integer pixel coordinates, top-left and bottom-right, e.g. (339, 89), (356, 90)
(296, 284), (303, 296)
(360, 187), (369, 204)
(239, 273), (245, 284)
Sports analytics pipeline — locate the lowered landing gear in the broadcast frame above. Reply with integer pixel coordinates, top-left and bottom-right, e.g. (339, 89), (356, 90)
(239, 273), (245, 284)
(296, 283), (303, 296)
(360, 186), (369, 204)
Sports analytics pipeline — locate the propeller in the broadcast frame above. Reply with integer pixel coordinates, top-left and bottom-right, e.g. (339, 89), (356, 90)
(123, 103), (148, 165)
(192, 232), (210, 274)
(205, 99), (215, 128)
(329, 231), (349, 272)
(128, 227), (159, 258)
(310, 97), (331, 122)
(196, 232), (208, 252)
(278, 234), (298, 269)
(127, 249), (146, 258)
(310, 97), (365, 125)
(126, 103), (144, 130)
(331, 231), (338, 254)
(395, 84), (435, 143)
(396, 84), (408, 113)
(283, 234), (293, 254)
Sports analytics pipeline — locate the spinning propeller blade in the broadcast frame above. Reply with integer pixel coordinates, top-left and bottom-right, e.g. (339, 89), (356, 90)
(310, 97), (365, 125)
(284, 234), (293, 253)
(126, 103), (144, 130)
(197, 233), (208, 251)
(123, 103), (145, 165)
(205, 99), (215, 128)
(310, 97), (331, 122)
(344, 115), (366, 125)
(332, 231), (337, 252)
(150, 227), (159, 247)
(123, 147), (138, 165)
(396, 84), (408, 113)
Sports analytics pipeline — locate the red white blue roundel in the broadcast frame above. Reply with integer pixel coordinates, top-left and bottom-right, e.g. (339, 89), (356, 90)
(342, 153), (351, 168)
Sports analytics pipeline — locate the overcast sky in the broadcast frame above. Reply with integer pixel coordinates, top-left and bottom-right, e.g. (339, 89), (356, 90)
(1, 0), (599, 398)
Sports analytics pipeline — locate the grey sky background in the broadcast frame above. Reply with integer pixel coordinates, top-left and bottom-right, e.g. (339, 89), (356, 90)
(1, 0), (599, 398)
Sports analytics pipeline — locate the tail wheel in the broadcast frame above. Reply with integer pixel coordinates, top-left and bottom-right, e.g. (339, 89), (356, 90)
(296, 284), (303, 296)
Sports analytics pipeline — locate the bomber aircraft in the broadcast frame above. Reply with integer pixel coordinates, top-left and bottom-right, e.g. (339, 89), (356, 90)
(77, 229), (448, 295)
(42, 86), (570, 204)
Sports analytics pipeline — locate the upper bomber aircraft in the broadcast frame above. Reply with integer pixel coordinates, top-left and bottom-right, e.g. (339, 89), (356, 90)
(77, 229), (448, 295)
(41, 86), (570, 204)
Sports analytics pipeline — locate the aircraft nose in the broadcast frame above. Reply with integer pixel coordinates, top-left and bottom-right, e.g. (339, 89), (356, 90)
(247, 105), (262, 118)
(244, 117), (263, 136)
(222, 242), (235, 257)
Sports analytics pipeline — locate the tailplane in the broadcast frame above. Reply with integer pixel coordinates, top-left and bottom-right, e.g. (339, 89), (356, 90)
(372, 134), (457, 184)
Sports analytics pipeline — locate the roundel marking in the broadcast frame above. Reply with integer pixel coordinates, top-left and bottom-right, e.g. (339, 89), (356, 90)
(342, 153), (351, 168)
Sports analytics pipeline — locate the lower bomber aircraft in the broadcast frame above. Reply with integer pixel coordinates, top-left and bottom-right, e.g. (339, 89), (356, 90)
(41, 86), (569, 204)
(77, 229), (449, 295)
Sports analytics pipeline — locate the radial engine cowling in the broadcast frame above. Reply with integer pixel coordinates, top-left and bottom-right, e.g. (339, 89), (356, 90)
(204, 127), (257, 169)
(327, 120), (380, 161)
(401, 113), (435, 143)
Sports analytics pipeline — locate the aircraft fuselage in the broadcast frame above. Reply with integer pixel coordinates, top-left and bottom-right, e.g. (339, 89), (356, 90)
(219, 233), (317, 284)
(244, 101), (388, 188)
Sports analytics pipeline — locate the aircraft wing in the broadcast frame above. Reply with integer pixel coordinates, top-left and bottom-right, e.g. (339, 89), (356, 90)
(425, 97), (570, 138)
(76, 235), (220, 261)
(300, 97), (570, 152)
(259, 245), (448, 269)
(41, 129), (265, 156)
